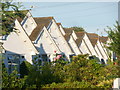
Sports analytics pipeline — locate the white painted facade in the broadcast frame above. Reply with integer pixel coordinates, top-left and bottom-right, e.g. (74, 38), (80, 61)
(48, 19), (74, 59)
(96, 40), (108, 63)
(21, 12), (37, 36)
(68, 35), (82, 55)
(113, 78), (120, 89)
(58, 24), (81, 55)
(94, 45), (103, 61)
(3, 19), (39, 66)
(83, 34), (98, 57)
(2, 10), (114, 67)
(100, 42), (109, 58)
(72, 31), (98, 58)
(79, 39), (91, 55)
(34, 27), (61, 61)
(58, 24), (66, 36)
(71, 31), (78, 40)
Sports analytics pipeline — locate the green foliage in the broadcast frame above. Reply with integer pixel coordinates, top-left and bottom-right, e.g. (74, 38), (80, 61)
(70, 26), (85, 32)
(43, 81), (95, 88)
(1, 1), (25, 35)
(107, 21), (120, 57)
(25, 61), (58, 89)
(2, 62), (26, 88)
(2, 55), (118, 88)
(20, 61), (32, 78)
(43, 55), (118, 88)
(106, 21), (120, 77)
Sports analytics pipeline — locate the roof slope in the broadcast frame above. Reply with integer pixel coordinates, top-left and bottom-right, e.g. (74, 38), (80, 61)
(75, 32), (85, 46)
(87, 33), (99, 47)
(57, 23), (61, 26)
(63, 28), (73, 34)
(75, 32), (85, 38)
(64, 33), (71, 41)
(99, 36), (108, 43)
(29, 17), (53, 41)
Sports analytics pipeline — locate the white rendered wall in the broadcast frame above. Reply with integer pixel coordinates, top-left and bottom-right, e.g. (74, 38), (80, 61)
(59, 25), (66, 36)
(35, 27), (61, 55)
(83, 34), (98, 57)
(96, 40), (108, 63)
(22, 12), (37, 36)
(3, 20), (38, 64)
(72, 31), (77, 40)
(100, 42), (109, 58)
(48, 20), (73, 59)
(94, 45), (103, 60)
(68, 36), (81, 55)
(79, 40), (91, 55)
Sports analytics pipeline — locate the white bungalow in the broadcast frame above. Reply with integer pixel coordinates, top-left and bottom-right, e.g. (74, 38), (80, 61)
(99, 36), (115, 62)
(28, 17), (74, 61)
(71, 31), (99, 60)
(57, 23), (82, 55)
(3, 19), (39, 73)
(87, 33), (108, 64)
(48, 18), (74, 60)
(32, 17), (61, 61)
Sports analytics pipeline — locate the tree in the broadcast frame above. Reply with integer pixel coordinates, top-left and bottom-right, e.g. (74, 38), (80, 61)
(107, 21), (120, 77)
(43, 55), (118, 88)
(2, 61), (27, 88)
(20, 61), (32, 78)
(107, 21), (120, 57)
(70, 26), (85, 32)
(0, 1), (25, 35)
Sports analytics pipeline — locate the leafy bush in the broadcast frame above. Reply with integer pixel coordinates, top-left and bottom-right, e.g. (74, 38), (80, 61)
(2, 54), (118, 89)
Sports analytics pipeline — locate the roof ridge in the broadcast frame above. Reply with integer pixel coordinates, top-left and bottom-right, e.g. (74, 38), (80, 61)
(33, 17), (54, 19)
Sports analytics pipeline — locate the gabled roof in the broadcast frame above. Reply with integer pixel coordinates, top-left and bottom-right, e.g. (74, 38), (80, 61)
(87, 33), (99, 47)
(74, 32), (85, 46)
(57, 23), (61, 26)
(63, 28), (73, 34)
(99, 36), (108, 43)
(75, 32), (85, 38)
(29, 17), (53, 41)
(64, 33), (71, 41)
(90, 38), (98, 47)
(87, 33), (99, 39)
(75, 37), (83, 47)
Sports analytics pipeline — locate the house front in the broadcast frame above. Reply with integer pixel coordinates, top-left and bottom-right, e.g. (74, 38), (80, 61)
(3, 19), (39, 73)
(87, 33), (108, 64)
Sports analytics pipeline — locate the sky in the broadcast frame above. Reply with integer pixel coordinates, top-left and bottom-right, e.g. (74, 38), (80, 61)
(22, 2), (118, 36)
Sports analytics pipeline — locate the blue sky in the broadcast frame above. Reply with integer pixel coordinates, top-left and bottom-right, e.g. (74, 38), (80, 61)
(22, 2), (118, 36)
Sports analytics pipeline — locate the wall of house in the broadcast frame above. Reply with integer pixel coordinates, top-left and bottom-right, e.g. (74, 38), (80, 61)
(48, 19), (74, 59)
(94, 45), (103, 60)
(59, 25), (66, 36)
(72, 31), (77, 40)
(79, 40), (91, 55)
(35, 27), (61, 55)
(68, 36), (81, 55)
(83, 34), (98, 57)
(105, 39), (114, 61)
(96, 40), (108, 63)
(22, 12), (37, 36)
(3, 20), (38, 64)
(100, 42), (109, 58)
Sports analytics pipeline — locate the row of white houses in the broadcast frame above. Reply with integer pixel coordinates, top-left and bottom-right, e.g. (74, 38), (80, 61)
(1, 10), (115, 73)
